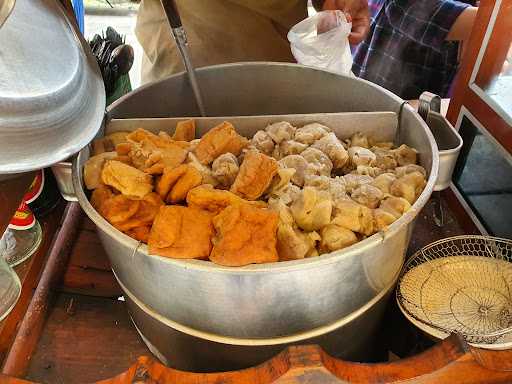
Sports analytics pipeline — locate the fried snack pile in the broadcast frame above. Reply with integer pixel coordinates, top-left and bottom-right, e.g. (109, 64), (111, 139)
(85, 119), (427, 266)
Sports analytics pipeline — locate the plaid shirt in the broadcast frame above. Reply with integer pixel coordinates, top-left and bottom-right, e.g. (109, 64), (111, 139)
(352, 0), (472, 99)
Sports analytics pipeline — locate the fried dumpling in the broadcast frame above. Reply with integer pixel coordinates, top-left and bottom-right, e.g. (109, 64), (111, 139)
(279, 154), (309, 186)
(390, 171), (426, 204)
(393, 144), (418, 166)
(332, 199), (374, 236)
(312, 132), (349, 169)
(371, 173), (397, 194)
(290, 187), (332, 232)
(251, 130), (275, 155)
(351, 184), (384, 209)
(301, 147), (333, 177)
(347, 146), (377, 167)
(294, 123), (330, 145)
(265, 121), (296, 144)
(212, 153), (240, 188)
(319, 224), (358, 253)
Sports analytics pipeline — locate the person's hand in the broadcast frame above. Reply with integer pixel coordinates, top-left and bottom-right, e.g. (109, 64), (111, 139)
(322, 0), (370, 44)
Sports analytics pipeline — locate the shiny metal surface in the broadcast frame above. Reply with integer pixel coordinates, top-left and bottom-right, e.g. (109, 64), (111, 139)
(0, 0), (105, 175)
(123, 274), (394, 371)
(107, 111), (398, 135)
(0, 0), (15, 29)
(51, 162), (77, 202)
(74, 63), (439, 339)
(171, 26), (206, 116)
(426, 112), (463, 192)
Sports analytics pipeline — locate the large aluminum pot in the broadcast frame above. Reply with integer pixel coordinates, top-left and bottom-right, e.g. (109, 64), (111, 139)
(74, 63), (438, 343)
(122, 272), (395, 372)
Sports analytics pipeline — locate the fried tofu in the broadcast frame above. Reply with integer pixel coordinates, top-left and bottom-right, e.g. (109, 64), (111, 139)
(101, 160), (153, 199)
(210, 204), (279, 266)
(156, 164), (202, 203)
(194, 122), (249, 164)
(90, 184), (115, 211)
(148, 206), (214, 260)
(186, 185), (267, 214)
(125, 225), (151, 242)
(125, 128), (188, 174)
(114, 192), (164, 231)
(99, 194), (140, 224)
(83, 151), (117, 190)
(173, 119), (196, 142)
(230, 151), (278, 200)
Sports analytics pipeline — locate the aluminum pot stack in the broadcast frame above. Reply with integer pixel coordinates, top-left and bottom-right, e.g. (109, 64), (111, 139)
(73, 63), (439, 371)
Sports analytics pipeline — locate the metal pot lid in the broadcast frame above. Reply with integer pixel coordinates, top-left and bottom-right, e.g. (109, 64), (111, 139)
(0, 0), (105, 175)
(0, 0), (15, 29)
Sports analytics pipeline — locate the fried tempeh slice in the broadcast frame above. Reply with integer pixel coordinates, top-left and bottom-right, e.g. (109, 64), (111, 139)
(173, 119), (196, 142)
(194, 122), (249, 164)
(230, 151), (278, 200)
(210, 204), (279, 267)
(101, 160), (153, 199)
(148, 206), (215, 260)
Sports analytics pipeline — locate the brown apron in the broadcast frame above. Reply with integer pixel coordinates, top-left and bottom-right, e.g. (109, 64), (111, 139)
(135, 0), (307, 84)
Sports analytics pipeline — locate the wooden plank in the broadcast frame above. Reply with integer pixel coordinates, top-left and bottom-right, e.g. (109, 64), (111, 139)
(25, 294), (152, 384)
(66, 229), (111, 271)
(60, 216), (122, 298)
(0, 203), (64, 363)
(61, 265), (122, 298)
(2, 203), (83, 378)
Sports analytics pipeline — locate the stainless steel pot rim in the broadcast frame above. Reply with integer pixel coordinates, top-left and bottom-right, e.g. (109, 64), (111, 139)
(116, 267), (398, 346)
(74, 62), (439, 274)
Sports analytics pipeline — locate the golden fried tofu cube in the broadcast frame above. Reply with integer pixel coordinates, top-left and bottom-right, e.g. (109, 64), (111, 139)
(210, 204), (279, 267)
(230, 151), (278, 200)
(101, 160), (153, 199)
(148, 206), (214, 260)
(186, 185), (267, 214)
(173, 119), (196, 142)
(194, 122), (249, 164)
(156, 164), (202, 203)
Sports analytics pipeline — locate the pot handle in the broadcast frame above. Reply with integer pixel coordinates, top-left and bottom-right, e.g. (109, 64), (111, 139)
(418, 91), (441, 122)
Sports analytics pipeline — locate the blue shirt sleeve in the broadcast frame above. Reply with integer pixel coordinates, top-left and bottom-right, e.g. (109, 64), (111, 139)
(384, 0), (470, 52)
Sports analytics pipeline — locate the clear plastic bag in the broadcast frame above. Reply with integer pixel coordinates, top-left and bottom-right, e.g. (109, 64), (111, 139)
(287, 10), (353, 76)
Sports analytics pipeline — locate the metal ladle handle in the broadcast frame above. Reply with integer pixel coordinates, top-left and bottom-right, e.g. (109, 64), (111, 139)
(160, 0), (207, 116)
